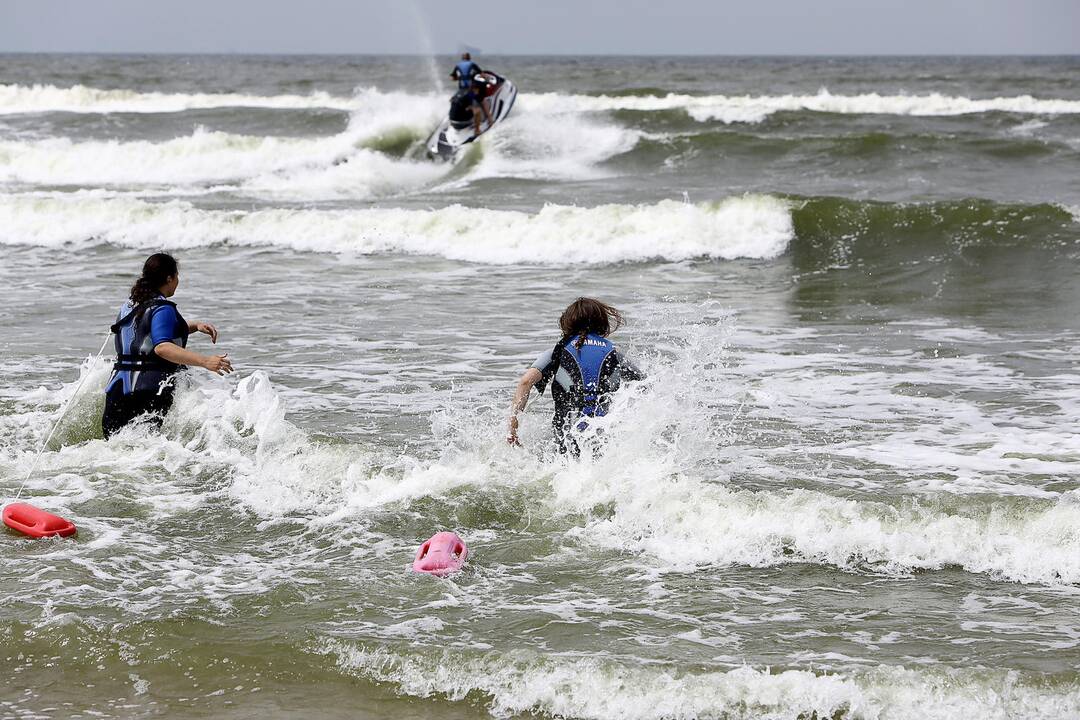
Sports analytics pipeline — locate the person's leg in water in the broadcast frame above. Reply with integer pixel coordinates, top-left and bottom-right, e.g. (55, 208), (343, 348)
(102, 384), (175, 438)
(553, 414), (581, 457)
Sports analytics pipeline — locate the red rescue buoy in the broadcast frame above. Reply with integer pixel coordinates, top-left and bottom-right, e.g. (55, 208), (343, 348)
(2, 502), (77, 539)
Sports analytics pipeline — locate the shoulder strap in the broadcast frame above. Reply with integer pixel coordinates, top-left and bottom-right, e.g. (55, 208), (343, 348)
(109, 298), (175, 334)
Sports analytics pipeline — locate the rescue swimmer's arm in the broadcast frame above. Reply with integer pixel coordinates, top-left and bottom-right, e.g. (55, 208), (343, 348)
(481, 98), (494, 125)
(508, 368), (543, 446)
(187, 320), (219, 343)
(154, 342), (233, 376)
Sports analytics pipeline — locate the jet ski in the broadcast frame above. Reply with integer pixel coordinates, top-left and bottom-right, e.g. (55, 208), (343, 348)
(425, 72), (517, 161)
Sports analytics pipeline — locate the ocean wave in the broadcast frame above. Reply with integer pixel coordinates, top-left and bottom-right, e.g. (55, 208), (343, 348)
(321, 643), (1080, 720)
(504, 301), (1078, 586)
(466, 108), (640, 183)
(789, 197), (1080, 270)
(0, 195), (795, 264)
(0, 86), (639, 191)
(5, 324), (1078, 588)
(574, 479), (1080, 584)
(0, 126), (358, 186)
(620, 129), (1071, 170)
(531, 89), (1080, 124)
(0, 82), (360, 115)
(5, 84), (1080, 125)
(3, 193), (1076, 266)
(0, 88), (450, 195)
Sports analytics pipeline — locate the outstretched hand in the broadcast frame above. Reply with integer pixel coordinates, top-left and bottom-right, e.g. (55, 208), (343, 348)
(204, 353), (233, 375)
(193, 322), (219, 343)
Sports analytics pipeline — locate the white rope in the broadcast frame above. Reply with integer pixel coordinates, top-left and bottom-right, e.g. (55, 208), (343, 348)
(11, 333), (112, 503)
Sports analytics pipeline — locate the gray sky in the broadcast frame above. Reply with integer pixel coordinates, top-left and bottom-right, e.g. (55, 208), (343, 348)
(1, 0), (1077, 55)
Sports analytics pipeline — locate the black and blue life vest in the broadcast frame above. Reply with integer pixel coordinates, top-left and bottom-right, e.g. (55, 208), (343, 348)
(455, 60), (480, 89)
(106, 297), (189, 395)
(550, 333), (619, 420)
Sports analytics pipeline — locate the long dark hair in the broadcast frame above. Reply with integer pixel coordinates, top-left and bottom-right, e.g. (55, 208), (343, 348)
(130, 253), (178, 306)
(559, 297), (624, 349)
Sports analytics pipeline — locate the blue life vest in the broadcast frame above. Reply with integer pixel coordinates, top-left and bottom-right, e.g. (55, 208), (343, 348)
(556, 333), (618, 418)
(106, 298), (189, 395)
(455, 60), (479, 89)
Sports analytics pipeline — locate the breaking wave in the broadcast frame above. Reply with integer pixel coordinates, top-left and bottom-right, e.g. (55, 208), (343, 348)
(5, 84), (1080, 124)
(0, 194), (795, 264)
(0, 86), (640, 192)
(3, 193), (1077, 266)
(321, 643), (1080, 720)
(6, 347), (1080, 590)
(790, 196), (1080, 270)
(0, 83), (360, 115)
(533, 89), (1080, 124)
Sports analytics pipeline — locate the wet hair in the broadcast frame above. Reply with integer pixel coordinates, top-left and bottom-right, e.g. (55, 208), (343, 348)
(462, 52), (471, 60)
(129, 253), (178, 306)
(559, 297), (624, 349)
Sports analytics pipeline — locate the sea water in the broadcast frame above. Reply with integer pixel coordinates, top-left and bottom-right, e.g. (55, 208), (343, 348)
(0, 55), (1079, 719)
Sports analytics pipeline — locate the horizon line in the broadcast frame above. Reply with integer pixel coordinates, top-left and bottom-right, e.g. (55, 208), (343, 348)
(1, 51), (1078, 58)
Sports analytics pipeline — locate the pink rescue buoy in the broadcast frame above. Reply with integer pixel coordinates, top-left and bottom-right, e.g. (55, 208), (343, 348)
(3, 502), (77, 539)
(412, 531), (468, 576)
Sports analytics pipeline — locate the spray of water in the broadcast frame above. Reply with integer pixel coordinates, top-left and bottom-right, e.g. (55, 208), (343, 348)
(404, 1), (445, 96)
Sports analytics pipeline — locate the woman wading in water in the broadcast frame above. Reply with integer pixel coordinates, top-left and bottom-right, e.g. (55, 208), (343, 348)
(102, 253), (232, 437)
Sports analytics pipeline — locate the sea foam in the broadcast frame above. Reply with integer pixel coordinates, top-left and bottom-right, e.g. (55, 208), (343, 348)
(322, 642), (1080, 720)
(0, 194), (795, 264)
(5, 84), (1080, 123)
(0, 83), (360, 115)
(530, 89), (1080, 124)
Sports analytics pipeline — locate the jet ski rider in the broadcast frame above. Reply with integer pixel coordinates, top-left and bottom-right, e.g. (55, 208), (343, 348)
(508, 298), (645, 454)
(450, 52), (481, 90)
(102, 253), (233, 438)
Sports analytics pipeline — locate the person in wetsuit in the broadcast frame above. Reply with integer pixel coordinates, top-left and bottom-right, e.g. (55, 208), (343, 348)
(102, 253), (233, 438)
(449, 52), (481, 90)
(508, 298), (645, 454)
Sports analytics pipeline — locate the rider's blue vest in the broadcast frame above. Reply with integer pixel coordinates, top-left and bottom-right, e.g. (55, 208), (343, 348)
(455, 60), (479, 89)
(106, 298), (188, 395)
(556, 333), (618, 418)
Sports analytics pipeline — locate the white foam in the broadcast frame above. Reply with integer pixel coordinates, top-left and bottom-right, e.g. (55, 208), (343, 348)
(322, 642), (1080, 720)
(490, 306), (1080, 586)
(573, 480), (1080, 585)
(465, 110), (639, 183)
(0, 83), (360, 115)
(0, 86), (642, 192)
(7, 83), (1080, 123)
(0, 194), (795, 264)
(526, 89), (1080, 124)
(0, 108), (447, 198)
(1009, 119), (1050, 136)
(0, 127), (348, 186)
(6, 299), (1078, 599)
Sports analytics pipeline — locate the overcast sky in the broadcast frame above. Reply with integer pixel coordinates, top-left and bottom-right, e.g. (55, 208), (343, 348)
(2, 0), (1077, 55)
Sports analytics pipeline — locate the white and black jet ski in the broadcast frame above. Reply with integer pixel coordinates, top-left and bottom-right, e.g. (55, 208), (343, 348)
(425, 72), (517, 161)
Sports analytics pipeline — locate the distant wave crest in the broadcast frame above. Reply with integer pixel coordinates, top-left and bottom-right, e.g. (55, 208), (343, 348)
(3, 84), (1080, 123)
